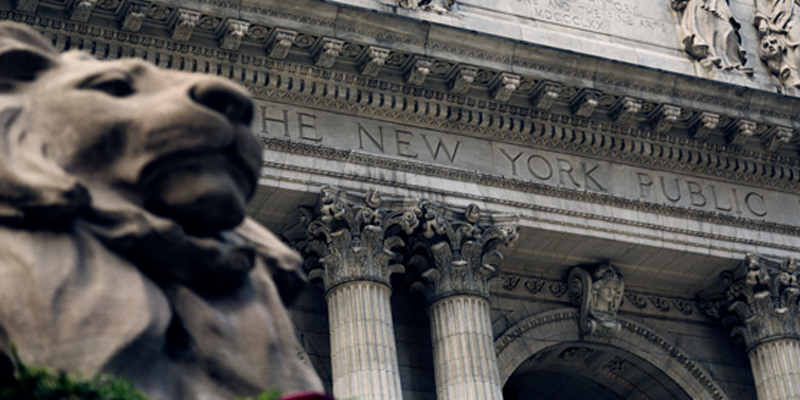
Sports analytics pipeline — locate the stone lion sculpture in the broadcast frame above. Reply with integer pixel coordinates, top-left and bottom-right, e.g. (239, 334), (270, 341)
(0, 21), (326, 400)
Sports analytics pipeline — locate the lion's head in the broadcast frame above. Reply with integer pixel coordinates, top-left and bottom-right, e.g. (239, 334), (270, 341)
(0, 21), (261, 236)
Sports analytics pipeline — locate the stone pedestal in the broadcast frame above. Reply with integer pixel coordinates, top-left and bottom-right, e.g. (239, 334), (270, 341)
(327, 280), (402, 400)
(749, 339), (800, 400)
(429, 295), (502, 400)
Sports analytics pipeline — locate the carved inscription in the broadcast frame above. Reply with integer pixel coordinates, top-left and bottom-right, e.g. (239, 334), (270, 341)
(513, 0), (670, 38)
(254, 101), (794, 223)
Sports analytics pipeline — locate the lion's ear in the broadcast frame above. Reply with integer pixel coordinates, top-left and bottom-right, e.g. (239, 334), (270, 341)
(0, 22), (58, 83)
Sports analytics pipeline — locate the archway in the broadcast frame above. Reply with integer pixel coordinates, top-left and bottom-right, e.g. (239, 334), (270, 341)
(494, 308), (729, 400)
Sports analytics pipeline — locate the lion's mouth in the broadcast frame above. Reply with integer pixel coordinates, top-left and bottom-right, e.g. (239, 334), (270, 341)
(139, 148), (258, 237)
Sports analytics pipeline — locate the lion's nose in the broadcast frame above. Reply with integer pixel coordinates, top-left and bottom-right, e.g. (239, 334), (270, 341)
(189, 80), (254, 125)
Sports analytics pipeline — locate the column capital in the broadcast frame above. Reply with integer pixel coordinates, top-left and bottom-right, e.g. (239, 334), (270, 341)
(408, 201), (518, 303)
(724, 253), (800, 350)
(292, 186), (420, 292)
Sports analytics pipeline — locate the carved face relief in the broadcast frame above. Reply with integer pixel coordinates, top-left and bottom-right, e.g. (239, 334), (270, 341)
(761, 35), (783, 60)
(15, 51), (261, 235)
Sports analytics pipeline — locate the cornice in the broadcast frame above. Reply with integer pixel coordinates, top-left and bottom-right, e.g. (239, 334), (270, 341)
(4, 3), (800, 163)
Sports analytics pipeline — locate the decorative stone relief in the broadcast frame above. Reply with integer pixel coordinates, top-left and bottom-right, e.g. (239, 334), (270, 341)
(14, 0), (38, 14)
(610, 97), (641, 124)
(119, 2), (148, 32)
(689, 111), (719, 139)
(671, 0), (748, 75)
(398, 0), (455, 13)
(569, 263), (625, 339)
(530, 82), (561, 110)
(490, 73), (521, 102)
(358, 46), (390, 77)
(650, 105), (681, 134)
(725, 253), (800, 349)
(447, 66), (478, 94)
(756, 0), (800, 87)
(405, 57), (433, 86)
(763, 127), (794, 152)
(726, 119), (756, 146)
(266, 28), (297, 60)
(300, 186), (419, 292)
(218, 19), (249, 51)
(171, 10), (199, 42)
(314, 38), (343, 69)
(570, 90), (600, 117)
(68, 0), (97, 22)
(407, 202), (518, 302)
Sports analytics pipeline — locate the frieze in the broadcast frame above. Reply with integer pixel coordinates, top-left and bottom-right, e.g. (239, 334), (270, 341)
(261, 137), (800, 245)
(495, 273), (707, 321)
(246, 84), (800, 194)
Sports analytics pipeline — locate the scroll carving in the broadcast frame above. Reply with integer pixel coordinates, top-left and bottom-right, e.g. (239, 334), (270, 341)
(569, 263), (624, 339)
(671, 0), (748, 75)
(755, 0), (800, 86)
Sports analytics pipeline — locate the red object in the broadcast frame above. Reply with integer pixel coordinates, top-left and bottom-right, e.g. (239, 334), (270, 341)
(279, 392), (335, 400)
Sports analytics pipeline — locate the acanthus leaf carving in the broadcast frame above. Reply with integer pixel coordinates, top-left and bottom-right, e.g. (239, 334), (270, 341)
(266, 28), (297, 60)
(407, 201), (518, 302)
(724, 253), (800, 349)
(294, 186), (420, 292)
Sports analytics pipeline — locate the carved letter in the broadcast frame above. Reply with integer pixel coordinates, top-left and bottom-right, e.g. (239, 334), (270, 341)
(527, 155), (553, 180)
(396, 130), (418, 158)
(499, 148), (523, 176)
(583, 163), (605, 191)
(261, 107), (289, 137)
(637, 172), (653, 198)
(557, 159), (580, 187)
(358, 124), (384, 152)
(710, 184), (732, 211)
(686, 181), (707, 206)
(298, 113), (320, 142)
(745, 192), (768, 216)
(659, 176), (681, 202)
(422, 135), (460, 163)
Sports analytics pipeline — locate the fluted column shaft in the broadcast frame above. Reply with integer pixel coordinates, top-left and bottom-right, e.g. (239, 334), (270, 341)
(749, 339), (800, 400)
(327, 281), (402, 400)
(428, 295), (503, 400)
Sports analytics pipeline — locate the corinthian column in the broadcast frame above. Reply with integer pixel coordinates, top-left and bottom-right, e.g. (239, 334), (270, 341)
(725, 254), (800, 400)
(300, 186), (419, 400)
(409, 202), (517, 400)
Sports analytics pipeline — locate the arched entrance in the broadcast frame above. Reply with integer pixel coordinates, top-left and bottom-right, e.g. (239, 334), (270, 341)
(494, 309), (729, 400)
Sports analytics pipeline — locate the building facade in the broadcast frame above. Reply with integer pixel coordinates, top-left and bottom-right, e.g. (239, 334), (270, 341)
(4, 0), (800, 398)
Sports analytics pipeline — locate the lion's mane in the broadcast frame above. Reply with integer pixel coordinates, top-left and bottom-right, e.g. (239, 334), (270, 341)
(0, 21), (323, 400)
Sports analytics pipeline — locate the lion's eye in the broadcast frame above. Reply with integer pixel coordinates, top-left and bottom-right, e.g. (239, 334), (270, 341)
(80, 72), (134, 97)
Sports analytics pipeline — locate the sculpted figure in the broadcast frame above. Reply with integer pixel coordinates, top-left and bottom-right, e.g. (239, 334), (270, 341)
(569, 263), (624, 339)
(0, 22), (325, 400)
(671, 0), (747, 72)
(755, 0), (800, 86)
(398, 0), (454, 13)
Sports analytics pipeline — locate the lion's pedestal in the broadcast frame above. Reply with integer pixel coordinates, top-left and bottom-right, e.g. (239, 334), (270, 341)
(0, 21), (325, 400)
